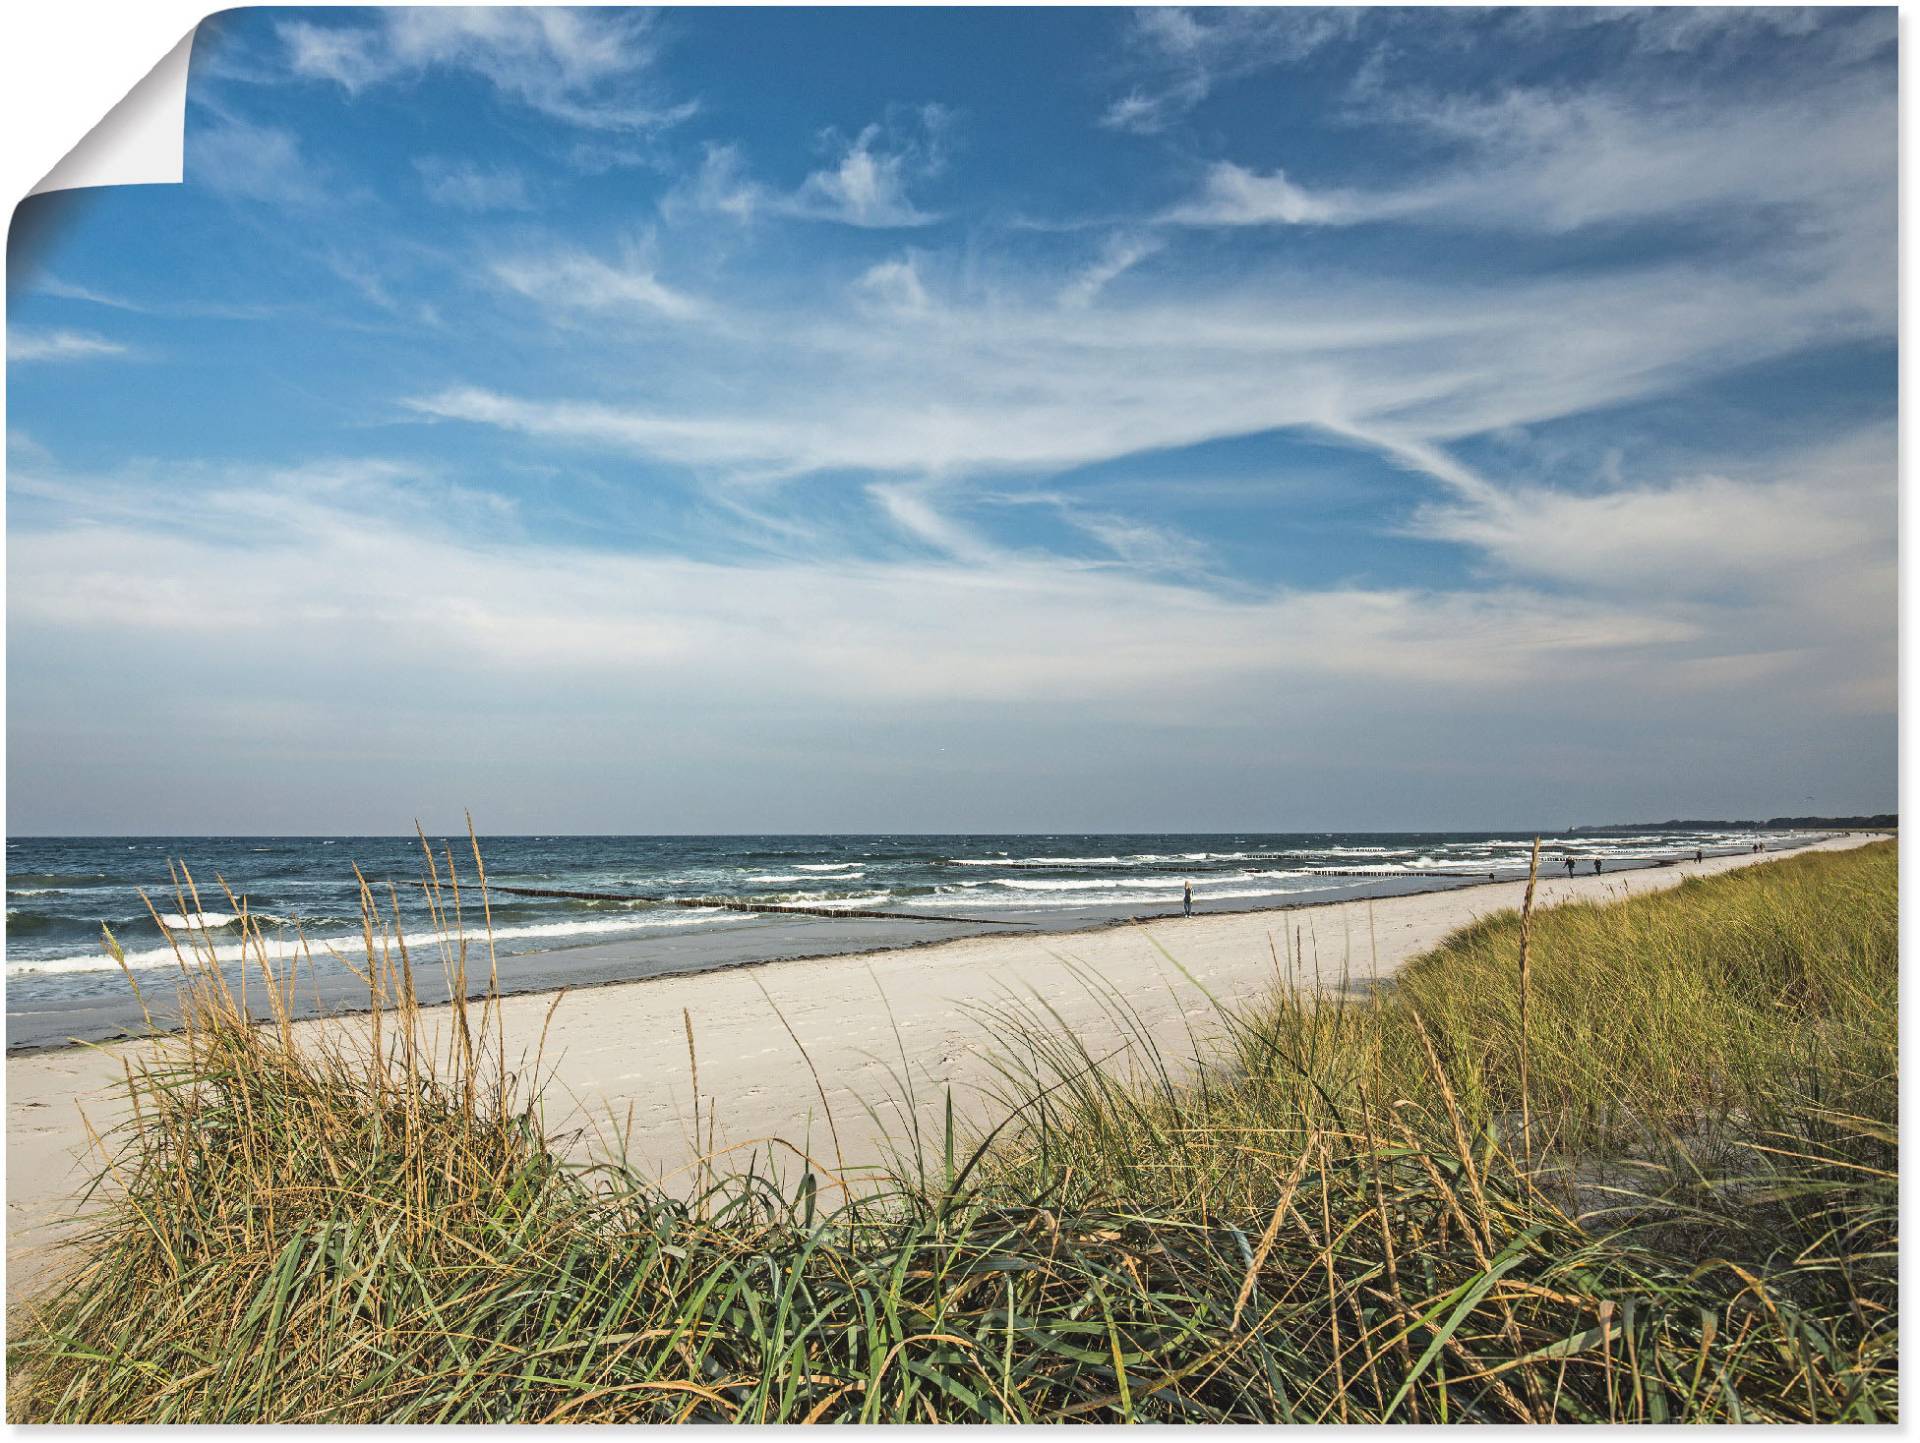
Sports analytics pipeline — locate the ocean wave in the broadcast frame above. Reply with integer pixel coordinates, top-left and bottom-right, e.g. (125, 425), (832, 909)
(946, 855), (1136, 869)
(1310, 862), (1498, 876)
(156, 911), (242, 930)
(989, 876), (1155, 892)
(982, 872), (1299, 893)
(746, 871), (863, 884)
(7, 907), (745, 977)
(787, 892), (894, 910)
(792, 863), (863, 873)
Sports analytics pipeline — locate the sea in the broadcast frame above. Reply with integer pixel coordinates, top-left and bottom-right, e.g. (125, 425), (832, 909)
(4, 828), (1823, 1050)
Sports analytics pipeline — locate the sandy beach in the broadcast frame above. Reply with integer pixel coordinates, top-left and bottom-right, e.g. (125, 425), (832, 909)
(6, 833), (1883, 1299)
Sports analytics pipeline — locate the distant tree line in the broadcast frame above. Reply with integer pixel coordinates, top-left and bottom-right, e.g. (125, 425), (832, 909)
(1571, 815), (1896, 834)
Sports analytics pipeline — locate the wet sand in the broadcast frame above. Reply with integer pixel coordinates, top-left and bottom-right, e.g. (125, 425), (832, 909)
(6, 833), (1882, 1299)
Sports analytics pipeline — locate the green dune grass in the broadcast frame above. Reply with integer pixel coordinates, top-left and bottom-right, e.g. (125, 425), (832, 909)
(8, 841), (1896, 1422)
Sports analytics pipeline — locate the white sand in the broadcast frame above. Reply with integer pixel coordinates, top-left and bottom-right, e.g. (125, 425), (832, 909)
(5, 834), (1883, 1297)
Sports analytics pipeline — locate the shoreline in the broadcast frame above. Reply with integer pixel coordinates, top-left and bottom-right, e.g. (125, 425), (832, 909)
(3, 835), (1842, 1056)
(5, 833), (1886, 1298)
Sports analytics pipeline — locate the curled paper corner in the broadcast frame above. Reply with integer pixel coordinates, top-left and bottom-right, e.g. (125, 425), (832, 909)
(29, 27), (198, 197)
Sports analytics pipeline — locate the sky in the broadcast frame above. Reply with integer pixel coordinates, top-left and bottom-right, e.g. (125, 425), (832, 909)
(4, 6), (1898, 835)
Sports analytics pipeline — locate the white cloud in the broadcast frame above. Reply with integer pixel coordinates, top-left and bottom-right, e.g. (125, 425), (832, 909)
(1058, 233), (1163, 308)
(10, 405), (1891, 830)
(1410, 428), (1894, 602)
(1064, 510), (1210, 574)
(1102, 7), (1360, 134)
(7, 329), (131, 363)
(388, 214), (1890, 755)
(1164, 69), (1893, 247)
(1514, 6), (1870, 59)
(32, 276), (143, 311)
(670, 110), (950, 228)
(405, 245), (1885, 487)
(7, 457), (1697, 714)
(190, 113), (328, 206)
(666, 143), (762, 223)
(1105, 7), (1892, 138)
(787, 121), (943, 227)
(279, 8), (690, 132)
(853, 256), (930, 316)
(866, 480), (996, 560)
(1373, 81), (1892, 238)
(416, 157), (531, 211)
(489, 245), (703, 322)
(1162, 164), (1363, 227)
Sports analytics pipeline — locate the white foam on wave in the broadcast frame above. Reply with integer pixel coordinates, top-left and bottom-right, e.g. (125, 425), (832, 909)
(983, 871), (1301, 893)
(792, 862), (863, 873)
(156, 911), (241, 930)
(747, 871), (863, 884)
(7, 907), (745, 977)
(802, 892), (893, 910)
(946, 855), (1134, 868)
(991, 876), (1153, 891)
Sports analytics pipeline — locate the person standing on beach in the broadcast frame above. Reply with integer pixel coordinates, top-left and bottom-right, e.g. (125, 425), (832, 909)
(1695, 849), (1704, 863)
(1593, 859), (1603, 875)
(1564, 857), (1576, 878)
(1183, 880), (1193, 917)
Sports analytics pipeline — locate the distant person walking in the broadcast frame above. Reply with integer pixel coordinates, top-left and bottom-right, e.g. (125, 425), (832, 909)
(1183, 880), (1193, 917)
(1695, 849), (1704, 863)
(1564, 857), (1576, 878)
(1593, 859), (1603, 875)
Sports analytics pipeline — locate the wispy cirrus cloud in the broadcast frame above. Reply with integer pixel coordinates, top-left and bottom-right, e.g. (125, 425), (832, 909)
(1102, 7), (1359, 134)
(7, 329), (132, 363)
(279, 7), (691, 132)
(786, 111), (950, 227)
(189, 112), (330, 207)
(1162, 73), (1893, 247)
(669, 108), (952, 228)
(1061, 508), (1211, 575)
(1408, 426), (1894, 605)
(415, 156), (532, 212)
(852, 256), (932, 316)
(31, 275), (145, 311)
(488, 243), (704, 323)
(1161, 165), (1363, 227)
(7, 449), (1698, 714)
(405, 242), (1885, 490)
(1057, 233), (1163, 308)
(1102, 5), (1892, 137)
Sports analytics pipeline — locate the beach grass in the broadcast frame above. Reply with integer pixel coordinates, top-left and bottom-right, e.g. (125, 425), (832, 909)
(6, 839), (1896, 1422)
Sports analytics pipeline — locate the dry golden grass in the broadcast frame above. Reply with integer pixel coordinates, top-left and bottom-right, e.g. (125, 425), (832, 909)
(7, 837), (1897, 1421)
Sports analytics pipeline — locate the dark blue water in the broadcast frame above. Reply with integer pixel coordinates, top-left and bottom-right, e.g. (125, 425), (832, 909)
(5, 829), (1815, 1049)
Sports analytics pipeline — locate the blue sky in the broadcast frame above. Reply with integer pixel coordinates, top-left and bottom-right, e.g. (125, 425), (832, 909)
(5, 6), (1897, 834)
